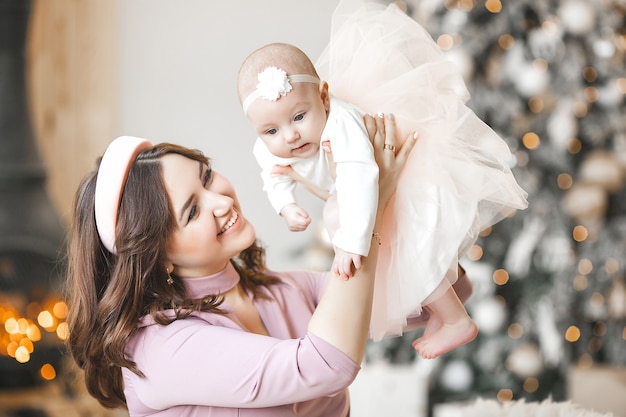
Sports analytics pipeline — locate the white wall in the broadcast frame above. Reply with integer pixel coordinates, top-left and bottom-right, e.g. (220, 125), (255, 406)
(115, 0), (340, 269)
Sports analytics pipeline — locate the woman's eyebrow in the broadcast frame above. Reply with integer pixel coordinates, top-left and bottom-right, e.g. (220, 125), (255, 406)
(178, 161), (204, 222)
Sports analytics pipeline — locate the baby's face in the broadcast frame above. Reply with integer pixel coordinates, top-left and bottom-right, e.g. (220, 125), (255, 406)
(246, 82), (328, 159)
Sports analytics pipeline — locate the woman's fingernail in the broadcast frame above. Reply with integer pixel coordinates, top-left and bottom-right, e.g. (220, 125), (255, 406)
(413, 132), (420, 140)
(386, 113), (394, 120)
(377, 112), (384, 118)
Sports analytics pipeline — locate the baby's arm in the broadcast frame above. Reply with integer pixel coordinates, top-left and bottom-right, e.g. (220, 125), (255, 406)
(271, 165), (331, 202)
(280, 203), (311, 232)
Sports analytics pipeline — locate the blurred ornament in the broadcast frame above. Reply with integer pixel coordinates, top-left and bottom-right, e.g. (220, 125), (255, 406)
(592, 39), (615, 60)
(503, 44), (550, 97)
(459, 260), (496, 301)
(504, 216), (546, 276)
(607, 279), (626, 320)
(578, 151), (625, 193)
(558, 0), (596, 36)
(445, 47), (475, 82)
(514, 62), (550, 97)
(470, 296), (507, 335)
(596, 80), (624, 108)
(527, 24), (565, 62)
(441, 8), (467, 33)
(536, 299), (563, 366)
(535, 230), (573, 273)
(613, 133), (626, 172)
(439, 359), (474, 392)
(584, 294), (608, 321)
(505, 342), (544, 378)
(562, 182), (608, 225)
(546, 100), (578, 151)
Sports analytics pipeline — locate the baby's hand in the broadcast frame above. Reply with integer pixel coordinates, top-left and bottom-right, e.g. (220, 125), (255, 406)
(332, 248), (363, 280)
(280, 203), (311, 232)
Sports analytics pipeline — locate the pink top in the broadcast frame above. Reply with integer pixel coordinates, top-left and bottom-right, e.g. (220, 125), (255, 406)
(122, 263), (359, 416)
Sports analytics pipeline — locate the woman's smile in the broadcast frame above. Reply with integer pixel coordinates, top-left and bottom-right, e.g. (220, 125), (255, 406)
(218, 210), (240, 236)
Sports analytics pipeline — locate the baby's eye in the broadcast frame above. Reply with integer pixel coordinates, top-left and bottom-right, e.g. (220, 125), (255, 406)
(266, 128), (278, 135)
(294, 113), (305, 122)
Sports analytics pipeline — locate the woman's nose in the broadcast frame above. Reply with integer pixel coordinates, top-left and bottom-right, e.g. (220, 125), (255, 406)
(204, 191), (233, 217)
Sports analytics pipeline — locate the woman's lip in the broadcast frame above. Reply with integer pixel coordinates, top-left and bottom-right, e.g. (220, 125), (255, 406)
(217, 210), (240, 236)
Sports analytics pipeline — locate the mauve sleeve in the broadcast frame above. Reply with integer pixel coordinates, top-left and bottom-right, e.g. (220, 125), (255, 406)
(126, 317), (359, 411)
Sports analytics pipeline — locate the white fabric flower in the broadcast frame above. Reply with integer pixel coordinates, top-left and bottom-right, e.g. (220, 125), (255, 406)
(256, 67), (292, 102)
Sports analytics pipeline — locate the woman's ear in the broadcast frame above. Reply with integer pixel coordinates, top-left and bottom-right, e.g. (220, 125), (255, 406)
(319, 81), (331, 113)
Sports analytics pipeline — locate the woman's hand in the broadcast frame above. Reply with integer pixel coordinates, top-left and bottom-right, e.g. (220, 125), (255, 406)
(364, 113), (418, 209)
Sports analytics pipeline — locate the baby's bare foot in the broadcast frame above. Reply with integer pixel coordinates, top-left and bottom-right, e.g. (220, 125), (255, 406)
(412, 318), (478, 359)
(422, 314), (443, 338)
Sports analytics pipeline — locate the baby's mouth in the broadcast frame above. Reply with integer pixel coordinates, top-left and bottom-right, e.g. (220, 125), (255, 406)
(293, 143), (311, 153)
(218, 211), (238, 235)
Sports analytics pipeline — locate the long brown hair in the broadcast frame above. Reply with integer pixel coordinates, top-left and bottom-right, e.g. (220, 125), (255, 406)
(65, 143), (278, 409)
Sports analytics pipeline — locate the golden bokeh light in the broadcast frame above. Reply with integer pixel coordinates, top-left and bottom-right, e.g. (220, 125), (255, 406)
(572, 225), (588, 242)
(485, 0), (502, 13)
(557, 173), (573, 189)
(568, 138), (582, 154)
(573, 275), (588, 291)
(522, 132), (540, 149)
(498, 34), (514, 49)
(565, 326), (581, 342)
(40, 363), (57, 381)
(523, 377), (539, 393)
(497, 389), (513, 402)
(493, 269), (509, 285)
(508, 323), (524, 339)
(577, 258), (593, 275)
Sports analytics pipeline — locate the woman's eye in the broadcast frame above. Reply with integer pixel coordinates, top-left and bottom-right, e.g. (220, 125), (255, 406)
(294, 113), (305, 122)
(203, 167), (212, 188)
(188, 205), (198, 222)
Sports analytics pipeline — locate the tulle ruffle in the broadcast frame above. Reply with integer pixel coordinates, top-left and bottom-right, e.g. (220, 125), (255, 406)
(317, 0), (528, 340)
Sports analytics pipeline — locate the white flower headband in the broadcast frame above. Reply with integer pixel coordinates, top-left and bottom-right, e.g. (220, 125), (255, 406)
(242, 66), (320, 114)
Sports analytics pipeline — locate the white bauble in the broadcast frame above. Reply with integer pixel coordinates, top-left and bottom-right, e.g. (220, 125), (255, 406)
(445, 48), (474, 83)
(514, 64), (550, 97)
(440, 359), (474, 392)
(597, 79), (624, 108)
(608, 279), (626, 320)
(547, 100), (578, 151)
(505, 343), (544, 378)
(562, 182), (608, 224)
(470, 297), (507, 335)
(558, 0), (596, 35)
(579, 151), (625, 193)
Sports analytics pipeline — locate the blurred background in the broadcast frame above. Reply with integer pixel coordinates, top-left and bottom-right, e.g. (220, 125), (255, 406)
(0, 0), (624, 416)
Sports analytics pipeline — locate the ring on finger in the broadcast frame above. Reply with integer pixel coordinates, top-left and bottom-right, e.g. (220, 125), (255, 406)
(383, 144), (396, 152)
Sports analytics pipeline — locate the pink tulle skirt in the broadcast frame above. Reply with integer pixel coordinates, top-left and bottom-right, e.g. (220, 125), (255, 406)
(317, 0), (528, 341)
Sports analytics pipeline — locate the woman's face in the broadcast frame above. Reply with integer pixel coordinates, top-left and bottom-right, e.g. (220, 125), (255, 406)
(161, 153), (256, 277)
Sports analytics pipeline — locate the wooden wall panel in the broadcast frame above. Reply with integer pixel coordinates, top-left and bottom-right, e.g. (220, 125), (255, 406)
(27, 0), (116, 224)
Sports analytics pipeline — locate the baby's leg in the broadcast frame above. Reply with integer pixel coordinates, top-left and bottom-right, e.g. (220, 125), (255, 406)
(412, 286), (477, 359)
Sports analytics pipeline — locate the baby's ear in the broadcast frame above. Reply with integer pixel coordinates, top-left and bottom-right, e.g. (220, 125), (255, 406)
(319, 81), (331, 112)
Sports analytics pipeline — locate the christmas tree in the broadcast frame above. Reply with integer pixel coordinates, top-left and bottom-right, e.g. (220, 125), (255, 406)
(364, 0), (626, 410)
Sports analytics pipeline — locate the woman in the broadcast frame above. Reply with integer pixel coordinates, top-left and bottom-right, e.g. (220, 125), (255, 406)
(65, 114), (461, 416)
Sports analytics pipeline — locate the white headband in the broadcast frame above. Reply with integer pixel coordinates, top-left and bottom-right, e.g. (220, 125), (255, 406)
(242, 66), (319, 114)
(94, 136), (152, 254)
